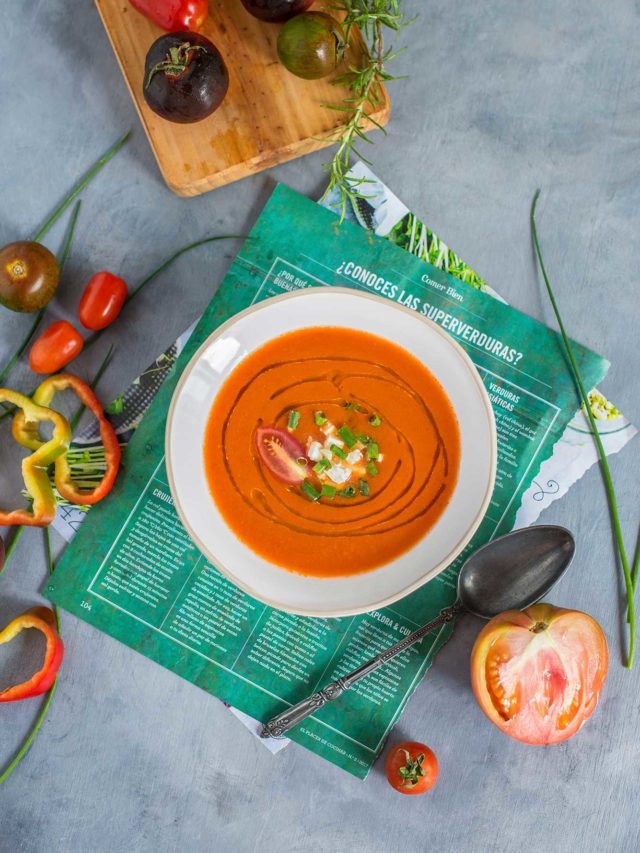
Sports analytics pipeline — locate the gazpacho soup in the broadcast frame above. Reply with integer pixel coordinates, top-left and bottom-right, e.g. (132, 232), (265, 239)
(203, 327), (460, 577)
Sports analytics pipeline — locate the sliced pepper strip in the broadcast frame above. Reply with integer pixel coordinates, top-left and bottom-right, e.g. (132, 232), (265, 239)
(0, 389), (70, 527)
(13, 373), (121, 506)
(0, 607), (64, 702)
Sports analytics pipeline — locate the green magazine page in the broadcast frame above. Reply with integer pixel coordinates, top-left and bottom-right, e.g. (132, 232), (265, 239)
(46, 184), (609, 779)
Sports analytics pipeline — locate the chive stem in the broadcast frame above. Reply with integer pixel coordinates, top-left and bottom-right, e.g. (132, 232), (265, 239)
(0, 528), (60, 787)
(0, 525), (25, 577)
(69, 344), (115, 432)
(32, 130), (131, 243)
(531, 189), (635, 668)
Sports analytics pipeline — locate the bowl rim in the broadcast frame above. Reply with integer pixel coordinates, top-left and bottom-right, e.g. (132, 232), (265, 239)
(165, 286), (497, 617)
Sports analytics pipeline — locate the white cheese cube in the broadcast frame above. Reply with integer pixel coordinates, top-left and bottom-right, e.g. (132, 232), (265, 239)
(307, 441), (323, 462)
(326, 435), (344, 448)
(346, 449), (363, 464)
(326, 465), (351, 485)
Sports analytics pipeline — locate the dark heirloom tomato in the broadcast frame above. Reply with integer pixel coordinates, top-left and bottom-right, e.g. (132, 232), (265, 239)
(385, 742), (439, 795)
(79, 271), (128, 331)
(471, 603), (608, 745)
(240, 0), (314, 23)
(254, 426), (309, 484)
(277, 12), (342, 80)
(29, 320), (84, 374)
(0, 241), (60, 313)
(144, 32), (229, 124)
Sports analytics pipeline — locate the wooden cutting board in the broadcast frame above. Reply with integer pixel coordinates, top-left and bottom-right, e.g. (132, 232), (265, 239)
(96, 0), (390, 196)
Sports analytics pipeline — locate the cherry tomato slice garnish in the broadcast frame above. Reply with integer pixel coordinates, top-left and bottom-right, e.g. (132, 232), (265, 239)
(29, 320), (84, 374)
(254, 426), (309, 484)
(470, 603), (608, 745)
(78, 271), (128, 331)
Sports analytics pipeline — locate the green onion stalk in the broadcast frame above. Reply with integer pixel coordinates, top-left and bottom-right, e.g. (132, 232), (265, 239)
(0, 528), (59, 787)
(531, 190), (638, 668)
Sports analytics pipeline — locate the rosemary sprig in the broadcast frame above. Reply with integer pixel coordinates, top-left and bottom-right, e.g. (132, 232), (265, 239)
(323, 0), (408, 219)
(531, 190), (637, 668)
(0, 200), (82, 387)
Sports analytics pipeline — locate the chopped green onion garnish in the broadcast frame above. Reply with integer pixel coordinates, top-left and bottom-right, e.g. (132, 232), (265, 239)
(369, 413), (381, 427)
(301, 479), (321, 501)
(313, 458), (331, 473)
(359, 480), (370, 496)
(330, 444), (347, 459)
(343, 401), (354, 409)
(358, 434), (371, 444)
(340, 485), (357, 498)
(321, 484), (337, 498)
(367, 442), (379, 460)
(338, 425), (357, 449)
(367, 461), (378, 477)
(287, 410), (300, 430)
(314, 411), (327, 426)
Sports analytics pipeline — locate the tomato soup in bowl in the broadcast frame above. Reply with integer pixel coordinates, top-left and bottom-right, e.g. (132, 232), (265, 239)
(203, 327), (461, 577)
(166, 287), (496, 617)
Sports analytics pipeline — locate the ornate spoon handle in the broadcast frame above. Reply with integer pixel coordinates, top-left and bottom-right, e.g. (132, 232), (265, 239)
(260, 600), (463, 739)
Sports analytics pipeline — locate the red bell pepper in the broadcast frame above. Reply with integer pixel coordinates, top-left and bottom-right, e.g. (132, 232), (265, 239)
(129, 0), (209, 32)
(0, 388), (71, 527)
(0, 607), (64, 702)
(13, 373), (121, 506)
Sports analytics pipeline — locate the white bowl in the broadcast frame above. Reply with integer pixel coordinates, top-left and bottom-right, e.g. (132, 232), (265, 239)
(166, 288), (496, 617)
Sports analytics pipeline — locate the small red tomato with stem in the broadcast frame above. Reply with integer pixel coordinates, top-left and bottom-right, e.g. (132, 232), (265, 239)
(79, 271), (128, 331)
(385, 742), (439, 795)
(29, 320), (84, 374)
(255, 426), (309, 484)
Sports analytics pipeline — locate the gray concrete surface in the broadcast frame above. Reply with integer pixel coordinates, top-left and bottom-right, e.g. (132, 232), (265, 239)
(2, 0), (640, 850)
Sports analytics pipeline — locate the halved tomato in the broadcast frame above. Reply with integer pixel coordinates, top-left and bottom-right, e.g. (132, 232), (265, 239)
(254, 426), (309, 484)
(470, 603), (608, 745)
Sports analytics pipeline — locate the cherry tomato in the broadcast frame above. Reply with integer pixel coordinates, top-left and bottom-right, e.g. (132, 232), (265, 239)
(277, 12), (342, 80)
(255, 426), (309, 484)
(471, 603), (608, 745)
(78, 271), (128, 331)
(0, 241), (60, 313)
(29, 320), (84, 374)
(385, 742), (438, 795)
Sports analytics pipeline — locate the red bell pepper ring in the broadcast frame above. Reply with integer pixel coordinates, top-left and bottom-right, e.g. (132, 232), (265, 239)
(0, 607), (64, 702)
(13, 373), (121, 506)
(0, 387), (71, 527)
